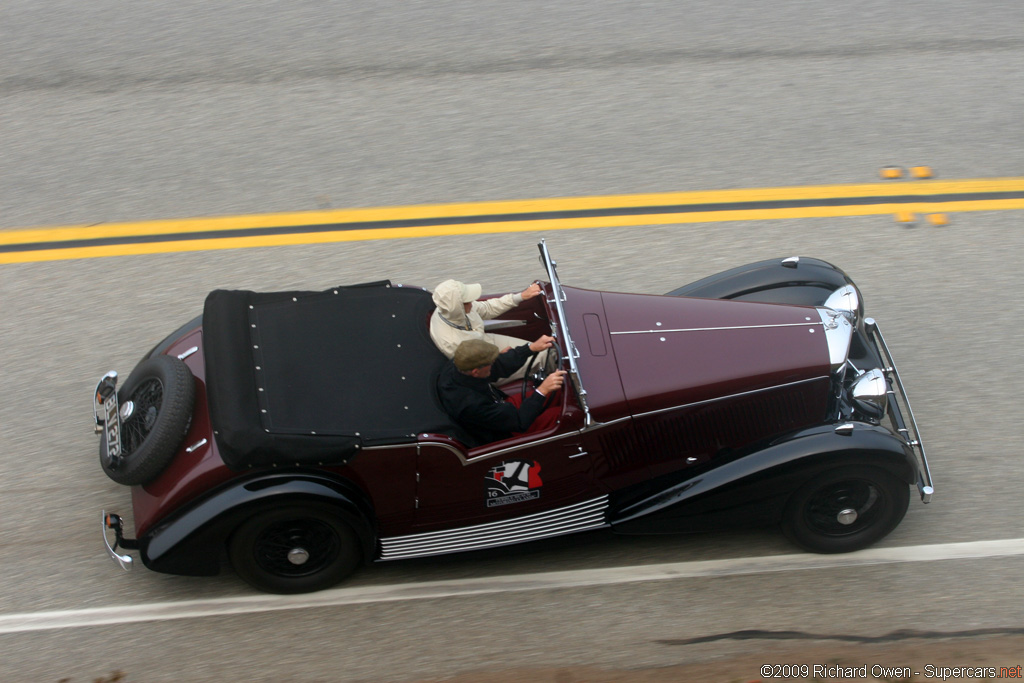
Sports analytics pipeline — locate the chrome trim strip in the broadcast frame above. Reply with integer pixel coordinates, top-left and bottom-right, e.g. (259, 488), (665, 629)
(864, 318), (934, 502)
(611, 322), (819, 335)
(410, 430), (586, 465)
(379, 496), (609, 560)
(583, 415), (631, 430)
(381, 519), (608, 561)
(386, 513), (606, 555)
(412, 440), (464, 459)
(631, 376), (829, 420)
(177, 346), (199, 360)
(382, 378), (828, 463)
(386, 497), (608, 543)
(466, 430), (582, 463)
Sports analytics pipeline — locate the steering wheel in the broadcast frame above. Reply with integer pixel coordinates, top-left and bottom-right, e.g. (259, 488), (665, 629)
(520, 343), (560, 402)
(520, 284), (563, 401)
(521, 351), (540, 402)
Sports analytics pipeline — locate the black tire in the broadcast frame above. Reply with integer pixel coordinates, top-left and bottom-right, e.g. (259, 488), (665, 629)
(781, 466), (910, 554)
(99, 354), (195, 486)
(228, 504), (362, 594)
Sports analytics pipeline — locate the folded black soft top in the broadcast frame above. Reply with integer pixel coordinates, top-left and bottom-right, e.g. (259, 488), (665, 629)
(202, 281), (464, 469)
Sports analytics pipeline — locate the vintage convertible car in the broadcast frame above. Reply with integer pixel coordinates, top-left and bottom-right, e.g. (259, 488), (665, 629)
(95, 241), (933, 594)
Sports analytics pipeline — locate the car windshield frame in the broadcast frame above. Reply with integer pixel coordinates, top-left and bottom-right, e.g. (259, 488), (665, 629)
(537, 240), (592, 426)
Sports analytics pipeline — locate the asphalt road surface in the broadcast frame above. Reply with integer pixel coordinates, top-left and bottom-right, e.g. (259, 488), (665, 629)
(2, 2), (1023, 681)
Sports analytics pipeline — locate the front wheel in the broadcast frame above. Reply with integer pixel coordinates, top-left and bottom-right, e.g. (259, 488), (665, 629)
(229, 504), (362, 594)
(781, 466), (910, 553)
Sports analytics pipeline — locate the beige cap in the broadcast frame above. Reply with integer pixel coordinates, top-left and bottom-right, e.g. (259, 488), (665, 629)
(460, 282), (482, 303)
(453, 339), (500, 371)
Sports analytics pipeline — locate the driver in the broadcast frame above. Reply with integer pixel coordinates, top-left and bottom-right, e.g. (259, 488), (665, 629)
(430, 279), (551, 381)
(438, 339), (566, 447)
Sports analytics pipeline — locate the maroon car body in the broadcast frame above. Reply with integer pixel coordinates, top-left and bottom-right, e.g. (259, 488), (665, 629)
(96, 241), (932, 593)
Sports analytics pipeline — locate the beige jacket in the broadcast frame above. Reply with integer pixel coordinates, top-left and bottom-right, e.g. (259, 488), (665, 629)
(429, 280), (525, 359)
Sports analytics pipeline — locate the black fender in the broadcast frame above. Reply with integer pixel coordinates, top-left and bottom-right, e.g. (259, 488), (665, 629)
(608, 422), (916, 535)
(139, 472), (376, 576)
(668, 256), (880, 368)
(667, 257), (862, 316)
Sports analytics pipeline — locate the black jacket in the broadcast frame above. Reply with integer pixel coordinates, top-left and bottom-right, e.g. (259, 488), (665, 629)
(437, 344), (547, 447)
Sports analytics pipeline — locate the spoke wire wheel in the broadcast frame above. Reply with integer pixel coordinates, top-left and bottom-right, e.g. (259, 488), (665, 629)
(782, 466), (909, 554)
(121, 378), (163, 454)
(99, 354), (195, 486)
(229, 505), (362, 594)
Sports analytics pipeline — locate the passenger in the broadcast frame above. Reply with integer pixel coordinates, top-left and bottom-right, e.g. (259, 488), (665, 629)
(438, 339), (565, 447)
(430, 279), (550, 381)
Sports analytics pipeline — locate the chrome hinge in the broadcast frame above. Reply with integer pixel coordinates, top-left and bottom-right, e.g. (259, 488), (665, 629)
(185, 438), (208, 453)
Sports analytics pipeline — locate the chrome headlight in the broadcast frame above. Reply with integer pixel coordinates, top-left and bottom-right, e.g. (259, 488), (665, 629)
(824, 284), (861, 326)
(851, 368), (887, 419)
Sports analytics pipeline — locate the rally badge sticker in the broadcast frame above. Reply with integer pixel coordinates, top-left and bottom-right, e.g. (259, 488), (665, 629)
(485, 460), (542, 507)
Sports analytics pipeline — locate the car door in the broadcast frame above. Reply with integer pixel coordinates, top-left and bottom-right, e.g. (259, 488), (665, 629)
(413, 427), (597, 532)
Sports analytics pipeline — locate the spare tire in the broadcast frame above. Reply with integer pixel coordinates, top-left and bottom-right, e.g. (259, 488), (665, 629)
(100, 354), (195, 486)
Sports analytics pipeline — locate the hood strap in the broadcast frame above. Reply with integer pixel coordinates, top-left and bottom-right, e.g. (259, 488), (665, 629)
(437, 312), (472, 331)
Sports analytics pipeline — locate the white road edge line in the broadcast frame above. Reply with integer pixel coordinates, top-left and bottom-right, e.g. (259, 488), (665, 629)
(3, 538), (1022, 635)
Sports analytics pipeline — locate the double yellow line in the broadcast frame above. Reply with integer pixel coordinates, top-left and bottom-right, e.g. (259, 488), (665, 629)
(2, 178), (1023, 264)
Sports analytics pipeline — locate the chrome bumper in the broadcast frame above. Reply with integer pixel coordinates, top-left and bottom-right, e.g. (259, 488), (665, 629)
(101, 511), (136, 571)
(864, 318), (934, 502)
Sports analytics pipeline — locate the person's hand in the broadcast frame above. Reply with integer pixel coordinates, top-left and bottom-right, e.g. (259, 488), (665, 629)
(538, 370), (566, 395)
(520, 282), (543, 300)
(499, 346), (513, 353)
(529, 335), (555, 353)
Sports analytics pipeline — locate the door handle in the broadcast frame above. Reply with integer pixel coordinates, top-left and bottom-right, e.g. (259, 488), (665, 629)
(569, 447), (589, 459)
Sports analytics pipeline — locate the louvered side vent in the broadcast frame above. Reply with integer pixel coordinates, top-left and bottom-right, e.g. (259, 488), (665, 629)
(598, 429), (641, 471)
(637, 386), (820, 462)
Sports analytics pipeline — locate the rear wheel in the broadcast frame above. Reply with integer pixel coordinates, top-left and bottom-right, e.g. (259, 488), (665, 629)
(781, 466), (910, 553)
(99, 354), (194, 485)
(229, 504), (362, 594)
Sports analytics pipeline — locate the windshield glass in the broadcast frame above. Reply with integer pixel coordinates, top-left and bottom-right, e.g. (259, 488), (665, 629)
(537, 240), (592, 425)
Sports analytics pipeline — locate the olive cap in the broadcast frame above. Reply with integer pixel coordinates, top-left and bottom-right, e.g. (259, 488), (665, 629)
(453, 339), (500, 371)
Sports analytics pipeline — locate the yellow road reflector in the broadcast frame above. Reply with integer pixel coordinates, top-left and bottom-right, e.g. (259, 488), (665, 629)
(895, 211), (918, 224)
(912, 166), (934, 179)
(880, 167), (904, 179)
(927, 213), (949, 226)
